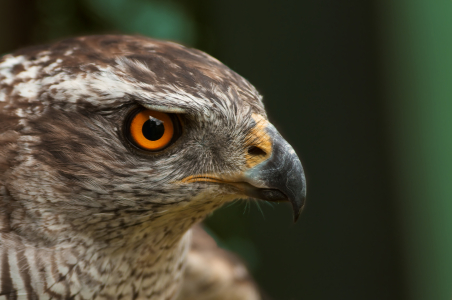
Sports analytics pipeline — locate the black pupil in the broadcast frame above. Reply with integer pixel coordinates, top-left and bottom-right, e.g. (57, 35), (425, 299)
(142, 119), (165, 141)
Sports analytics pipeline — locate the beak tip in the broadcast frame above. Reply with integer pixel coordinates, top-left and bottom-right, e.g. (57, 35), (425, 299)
(291, 198), (305, 223)
(290, 189), (306, 223)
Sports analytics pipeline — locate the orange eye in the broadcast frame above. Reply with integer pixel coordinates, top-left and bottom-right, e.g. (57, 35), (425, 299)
(127, 109), (177, 151)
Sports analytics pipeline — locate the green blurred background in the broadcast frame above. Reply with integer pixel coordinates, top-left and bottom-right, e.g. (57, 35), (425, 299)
(1, 0), (452, 299)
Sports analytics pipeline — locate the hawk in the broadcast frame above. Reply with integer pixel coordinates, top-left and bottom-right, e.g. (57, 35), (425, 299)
(0, 35), (306, 300)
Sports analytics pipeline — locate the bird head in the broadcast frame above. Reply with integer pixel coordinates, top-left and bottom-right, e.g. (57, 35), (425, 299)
(0, 35), (306, 246)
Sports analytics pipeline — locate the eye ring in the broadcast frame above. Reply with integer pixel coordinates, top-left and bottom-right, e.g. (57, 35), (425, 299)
(125, 108), (181, 151)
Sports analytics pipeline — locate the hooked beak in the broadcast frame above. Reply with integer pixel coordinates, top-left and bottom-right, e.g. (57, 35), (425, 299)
(239, 122), (306, 222)
(180, 115), (306, 222)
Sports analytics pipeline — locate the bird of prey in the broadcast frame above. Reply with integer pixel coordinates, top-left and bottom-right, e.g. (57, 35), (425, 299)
(0, 35), (306, 300)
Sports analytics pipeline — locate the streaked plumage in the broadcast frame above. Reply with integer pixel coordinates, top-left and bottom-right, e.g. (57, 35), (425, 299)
(0, 35), (306, 300)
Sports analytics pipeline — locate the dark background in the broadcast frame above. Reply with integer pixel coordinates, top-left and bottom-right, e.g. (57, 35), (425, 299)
(3, 1), (451, 299)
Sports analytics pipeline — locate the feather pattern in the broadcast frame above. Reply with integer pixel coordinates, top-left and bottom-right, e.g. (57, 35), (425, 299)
(0, 35), (271, 300)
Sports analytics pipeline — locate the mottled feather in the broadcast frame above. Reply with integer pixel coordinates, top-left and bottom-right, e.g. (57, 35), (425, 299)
(0, 35), (304, 300)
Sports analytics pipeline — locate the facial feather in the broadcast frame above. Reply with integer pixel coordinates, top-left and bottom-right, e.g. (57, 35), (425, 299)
(0, 35), (265, 247)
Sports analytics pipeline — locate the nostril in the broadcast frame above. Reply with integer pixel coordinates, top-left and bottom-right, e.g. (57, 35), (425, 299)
(248, 146), (267, 156)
